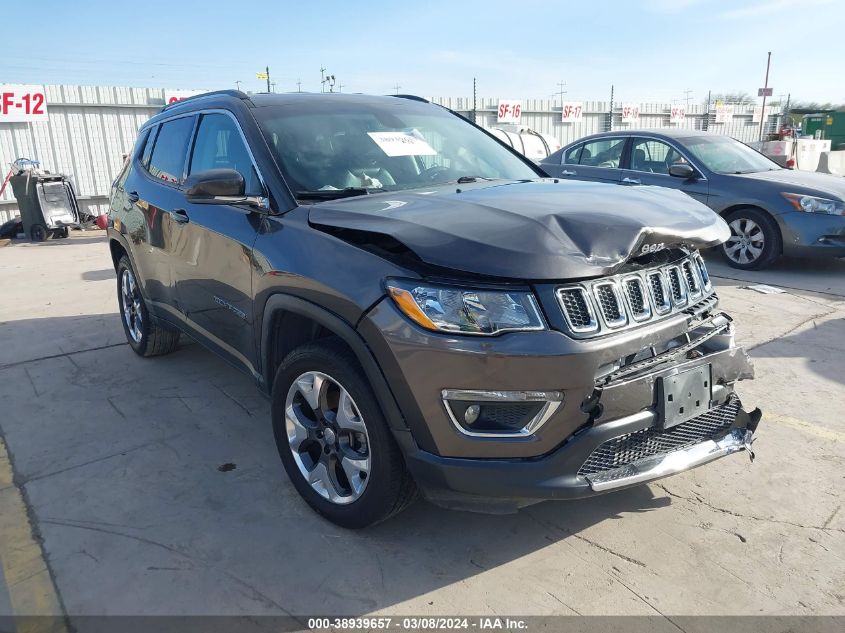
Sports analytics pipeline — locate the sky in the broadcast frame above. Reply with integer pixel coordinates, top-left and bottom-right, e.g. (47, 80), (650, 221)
(3, 0), (842, 105)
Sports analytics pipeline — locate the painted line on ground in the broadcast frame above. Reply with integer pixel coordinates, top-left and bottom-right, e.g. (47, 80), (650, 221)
(0, 435), (67, 632)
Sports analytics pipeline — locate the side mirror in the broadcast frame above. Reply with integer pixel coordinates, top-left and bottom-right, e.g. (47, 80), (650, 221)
(669, 163), (695, 179)
(185, 169), (245, 200)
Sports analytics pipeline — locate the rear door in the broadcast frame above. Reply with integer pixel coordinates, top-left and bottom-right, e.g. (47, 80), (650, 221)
(122, 115), (197, 323)
(621, 136), (709, 203)
(172, 111), (264, 373)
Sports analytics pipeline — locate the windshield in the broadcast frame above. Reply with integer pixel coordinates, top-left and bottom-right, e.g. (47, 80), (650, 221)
(682, 135), (780, 174)
(253, 97), (539, 198)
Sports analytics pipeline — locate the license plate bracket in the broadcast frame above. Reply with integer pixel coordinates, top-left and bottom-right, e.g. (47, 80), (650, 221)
(658, 364), (712, 429)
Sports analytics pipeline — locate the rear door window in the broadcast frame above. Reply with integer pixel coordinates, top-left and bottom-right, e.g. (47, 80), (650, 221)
(189, 113), (262, 195)
(579, 138), (626, 168)
(148, 116), (196, 185)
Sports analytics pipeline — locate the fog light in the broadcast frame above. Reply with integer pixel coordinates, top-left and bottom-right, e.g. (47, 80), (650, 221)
(464, 404), (481, 425)
(441, 389), (564, 438)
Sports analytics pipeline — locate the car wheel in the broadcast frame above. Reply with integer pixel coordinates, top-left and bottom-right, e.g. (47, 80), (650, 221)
(30, 224), (47, 242)
(271, 338), (417, 528)
(117, 255), (180, 357)
(721, 208), (781, 270)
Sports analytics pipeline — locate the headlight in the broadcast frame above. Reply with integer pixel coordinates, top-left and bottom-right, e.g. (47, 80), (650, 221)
(386, 280), (546, 335)
(782, 193), (845, 216)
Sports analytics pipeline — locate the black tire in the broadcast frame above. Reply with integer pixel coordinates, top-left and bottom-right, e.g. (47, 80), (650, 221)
(720, 207), (781, 270)
(30, 224), (47, 242)
(271, 338), (417, 528)
(116, 255), (180, 357)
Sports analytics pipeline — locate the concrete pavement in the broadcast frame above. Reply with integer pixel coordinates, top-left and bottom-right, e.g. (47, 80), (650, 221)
(0, 234), (843, 629)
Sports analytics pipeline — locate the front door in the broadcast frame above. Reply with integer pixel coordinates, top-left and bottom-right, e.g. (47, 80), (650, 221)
(172, 112), (264, 374)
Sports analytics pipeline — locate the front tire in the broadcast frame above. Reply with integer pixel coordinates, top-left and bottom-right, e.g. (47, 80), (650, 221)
(721, 208), (781, 270)
(271, 338), (417, 528)
(116, 255), (180, 357)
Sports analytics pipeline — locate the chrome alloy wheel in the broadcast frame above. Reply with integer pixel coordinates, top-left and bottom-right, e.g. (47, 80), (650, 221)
(724, 218), (765, 265)
(120, 268), (144, 343)
(284, 371), (371, 504)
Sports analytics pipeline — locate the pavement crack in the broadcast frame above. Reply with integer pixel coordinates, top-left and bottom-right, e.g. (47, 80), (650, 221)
(0, 342), (127, 371)
(823, 504), (841, 529)
(545, 590), (582, 615)
(23, 366), (40, 397)
(214, 384), (254, 417)
(23, 434), (187, 484)
(747, 307), (837, 352)
(106, 397), (126, 419)
(523, 509), (647, 567)
(656, 483), (845, 533)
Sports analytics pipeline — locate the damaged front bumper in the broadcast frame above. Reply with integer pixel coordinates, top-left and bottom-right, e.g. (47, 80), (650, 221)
(361, 291), (761, 512)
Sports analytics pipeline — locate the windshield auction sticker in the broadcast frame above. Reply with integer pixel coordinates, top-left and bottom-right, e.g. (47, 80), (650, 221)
(367, 132), (437, 157)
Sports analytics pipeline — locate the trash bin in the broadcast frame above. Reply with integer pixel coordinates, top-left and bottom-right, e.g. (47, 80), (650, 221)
(9, 172), (80, 242)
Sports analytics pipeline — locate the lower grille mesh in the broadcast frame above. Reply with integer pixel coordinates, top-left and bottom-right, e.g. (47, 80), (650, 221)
(577, 396), (741, 477)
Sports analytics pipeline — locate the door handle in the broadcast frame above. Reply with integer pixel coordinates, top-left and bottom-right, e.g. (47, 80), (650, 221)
(622, 177), (641, 185)
(561, 169), (577, 176)
(126, 191), (139, 204)
(169, 208), (190, 223)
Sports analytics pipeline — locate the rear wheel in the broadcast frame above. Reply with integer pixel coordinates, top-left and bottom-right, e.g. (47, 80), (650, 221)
(30, 224), (47, 242)
(721, 208), (781, 270)
(271, 338), (417, 528)
(117, 255), (180, 357)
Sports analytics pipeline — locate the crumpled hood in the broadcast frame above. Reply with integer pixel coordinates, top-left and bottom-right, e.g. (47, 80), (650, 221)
(309, 179), (730, 280)
(735, 169), (845, 200)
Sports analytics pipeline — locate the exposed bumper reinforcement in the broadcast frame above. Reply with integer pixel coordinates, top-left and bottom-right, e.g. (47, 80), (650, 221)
(586, 428), (756, 491)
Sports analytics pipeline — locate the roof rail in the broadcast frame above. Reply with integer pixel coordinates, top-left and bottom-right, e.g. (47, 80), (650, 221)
(161, 89), (251, 111)
(391, 94), (429, 103)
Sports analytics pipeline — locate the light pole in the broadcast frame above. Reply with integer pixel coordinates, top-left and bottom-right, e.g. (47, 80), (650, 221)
(758, 51), (772, 141)
(235, 80), (242, 91)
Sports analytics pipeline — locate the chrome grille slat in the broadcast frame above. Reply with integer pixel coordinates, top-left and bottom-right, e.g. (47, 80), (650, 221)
(593, 282), (627, 328)
(556, 287), (598, 333)
(577, 396), (741, 477)
(556, 254), (714, 338)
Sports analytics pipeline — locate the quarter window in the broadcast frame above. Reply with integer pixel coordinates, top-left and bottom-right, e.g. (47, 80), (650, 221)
(189, 113), (262, 195)
(140, 126), (157, 169)
(630, 138), (686, 175)
(148, 116), (195, 185)
(579, 138), (626, 169)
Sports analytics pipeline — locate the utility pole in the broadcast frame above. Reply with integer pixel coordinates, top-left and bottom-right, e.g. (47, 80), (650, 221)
(758, 51), (772, 142)
(704, 90), (711, 131)
(393, 82), (401, 95)
(296, 78), (302, 93)
(338, 83), (345, 93)
(608, 84), (614, 132)
(472, 77), (477, 123)
(683, 88), (693, 109)
(320, 66), (326, 93)
(235, 80), (242, 91)
(270, 82), (277, 93)
(556, 80), (567, 106)
(265, 66), (271, 93)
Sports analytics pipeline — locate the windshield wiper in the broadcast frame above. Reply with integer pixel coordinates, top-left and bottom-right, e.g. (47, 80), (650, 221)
(456, 176), (493, 183)
(295, 187), (372, 201)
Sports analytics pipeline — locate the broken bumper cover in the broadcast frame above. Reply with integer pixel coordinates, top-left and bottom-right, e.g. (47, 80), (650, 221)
(400, 399), (761, 512)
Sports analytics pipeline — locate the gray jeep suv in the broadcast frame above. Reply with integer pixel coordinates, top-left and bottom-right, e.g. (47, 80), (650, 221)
(107, 91), (760, 527)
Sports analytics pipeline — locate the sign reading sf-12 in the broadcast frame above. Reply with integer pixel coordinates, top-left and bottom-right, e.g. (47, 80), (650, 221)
(0, 84), (48, 122)
(497, 100), (522, 124)
(561, 101), (583, 122)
